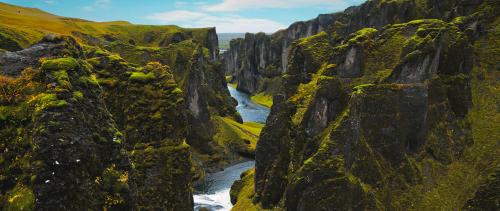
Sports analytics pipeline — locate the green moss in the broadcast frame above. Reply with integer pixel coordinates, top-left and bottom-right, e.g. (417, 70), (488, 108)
(29, 93), (69, 115)
(129, 142), (192, 210)
(99, 164), (130, 208)
(251, 93), (273, 108)
(78, 74), (100, 87)
(41, 57), (78, 71)
(231, 169), (268, 211)
(213, 116), (264, 154)
(72, 91), (84, 101)
(96, 77), (119, 87)
(297, 31), (333, 66)
(289, 64), (330, 125)
(0, 104), (31, 122)
(352, 84), (376, 95)
(229, 83), (237, 89)
(52, 70), (72, 89)
(4, 184), (35, 211)
(171, 87), (182, 95)
(129, 72), (156, 82)
(347, 28), (378, 45)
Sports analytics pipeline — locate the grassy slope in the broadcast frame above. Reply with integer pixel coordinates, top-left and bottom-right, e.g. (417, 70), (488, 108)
(213, 116), (264, 154)
(0, 2), (210, 48)
(231, 169), (268, 211)
(250, 93), (273, 108)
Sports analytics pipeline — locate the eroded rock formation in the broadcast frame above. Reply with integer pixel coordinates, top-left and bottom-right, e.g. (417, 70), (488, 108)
(229, 0), (499, 210)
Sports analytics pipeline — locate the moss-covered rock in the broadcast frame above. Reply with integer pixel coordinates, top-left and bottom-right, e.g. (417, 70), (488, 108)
(252, 2), (499, 209)
(0, 39), (136, 210)
(84, 50), (194, 209)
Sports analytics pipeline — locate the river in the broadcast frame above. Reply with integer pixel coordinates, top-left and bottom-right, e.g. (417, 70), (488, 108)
(193, 86), (270, 211)
(227, 86), (270, 124)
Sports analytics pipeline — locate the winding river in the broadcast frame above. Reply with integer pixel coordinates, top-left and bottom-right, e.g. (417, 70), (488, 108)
(193, 86), (270, 211)
(227, 86), (270, 124)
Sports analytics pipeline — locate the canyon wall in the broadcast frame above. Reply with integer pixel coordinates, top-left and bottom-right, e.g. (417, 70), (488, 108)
(223, 0), (485, 95)
(230, 0), (499, 210)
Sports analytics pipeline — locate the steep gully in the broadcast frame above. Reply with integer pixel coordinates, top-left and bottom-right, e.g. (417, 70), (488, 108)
(193, 86), (270, 210)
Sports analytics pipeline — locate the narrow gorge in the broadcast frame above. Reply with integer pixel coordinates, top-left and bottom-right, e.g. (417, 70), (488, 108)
(0, 0), (498, 210)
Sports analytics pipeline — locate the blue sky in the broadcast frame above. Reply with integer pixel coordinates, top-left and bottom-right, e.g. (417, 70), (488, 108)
(1, 0), (365, 33)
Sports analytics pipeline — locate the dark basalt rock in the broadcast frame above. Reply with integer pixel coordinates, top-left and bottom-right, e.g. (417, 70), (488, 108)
(0, 34), (83, 77)
(0, 32), (22, 52)
(250, 4), (497, 208)
(0, 36), (136, 210)
(464, 169), (500, 210)
(85, 49), (194, 210)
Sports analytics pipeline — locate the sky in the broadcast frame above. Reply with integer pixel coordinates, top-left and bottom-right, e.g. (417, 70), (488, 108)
(1, 0), (365, 33)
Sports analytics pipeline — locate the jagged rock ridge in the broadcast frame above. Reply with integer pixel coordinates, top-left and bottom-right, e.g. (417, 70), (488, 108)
(223, 0), (485, 95)
(229, 0), (499, 210)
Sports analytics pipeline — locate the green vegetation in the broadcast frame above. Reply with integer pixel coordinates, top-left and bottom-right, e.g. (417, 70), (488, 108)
(4, 185), (34, 211)
(129, 72), (156, 82)
(231, 169), (268, 211)
(397, 17), (500, 211)
(297, 31), (334, 69)
(213, 116), (264, 154)
(29, 93), (69, 115)
(41, 57), (78, 71)
(228, 83), (237, 89)
(346, 28), (377, 45)
(0, 2), (213, 48)
(289, 64), (330, 125)
(72, 91), (84, 101)
(251, 93), (273, 108)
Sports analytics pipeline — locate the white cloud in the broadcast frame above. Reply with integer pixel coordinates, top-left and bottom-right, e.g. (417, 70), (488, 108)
(148, 10), (207, 22)
(175, 1), (208, 8)
(43, 0), (56, 5)
(83, 0), (112, 12)
(147, 10), (286, 33)
(204, 0), (345, 12)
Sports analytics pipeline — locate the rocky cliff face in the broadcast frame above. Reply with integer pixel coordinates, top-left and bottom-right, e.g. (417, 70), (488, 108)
(0, 36), (137, 210)
(238, 0), (499, 210)
(102, 38), (242, 175)
(0, 34), (200, 210)
(223, 0), (485, 95)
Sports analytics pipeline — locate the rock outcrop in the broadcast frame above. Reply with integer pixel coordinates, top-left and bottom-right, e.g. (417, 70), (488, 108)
(102, 38), (242, 175)
(0, 36), (137, 210)
(84, 49), (193, 210)
(223, 0), (485, 95)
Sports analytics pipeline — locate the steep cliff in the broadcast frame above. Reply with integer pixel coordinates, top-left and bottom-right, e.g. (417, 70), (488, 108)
(223, 0), (486, 95)
(0, 34), (199, 211)
(232, 0), (499, 210)
(1, 1), (251, 179)
(84, 48), (193, 210)
(0, 36), (137, 210)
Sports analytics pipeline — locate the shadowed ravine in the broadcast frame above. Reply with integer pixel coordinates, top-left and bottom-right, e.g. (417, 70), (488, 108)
(193, 86), (270, 211)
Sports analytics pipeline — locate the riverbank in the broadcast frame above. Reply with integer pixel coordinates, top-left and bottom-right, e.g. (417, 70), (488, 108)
(194, 161), (255, 211)
(193, 85), (271, 211)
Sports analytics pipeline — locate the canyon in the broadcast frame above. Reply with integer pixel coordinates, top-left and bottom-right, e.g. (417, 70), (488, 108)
(0, 0), (499, 210)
